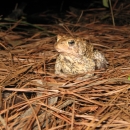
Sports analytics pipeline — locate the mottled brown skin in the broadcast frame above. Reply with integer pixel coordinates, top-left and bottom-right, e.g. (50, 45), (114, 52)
(54, 35), (108, 79)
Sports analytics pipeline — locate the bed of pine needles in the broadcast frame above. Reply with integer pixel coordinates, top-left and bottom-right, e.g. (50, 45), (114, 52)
(0, 1), (130, 130)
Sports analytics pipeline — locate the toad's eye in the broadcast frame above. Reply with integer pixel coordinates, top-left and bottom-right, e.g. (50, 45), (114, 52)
(68, 40), (75, 46)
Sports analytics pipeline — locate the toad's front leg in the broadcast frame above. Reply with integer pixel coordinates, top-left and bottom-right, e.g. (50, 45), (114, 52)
(55, 56), (67, 77)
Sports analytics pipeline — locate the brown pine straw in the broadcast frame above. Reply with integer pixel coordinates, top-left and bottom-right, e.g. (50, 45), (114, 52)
(0, 3), (130, 129)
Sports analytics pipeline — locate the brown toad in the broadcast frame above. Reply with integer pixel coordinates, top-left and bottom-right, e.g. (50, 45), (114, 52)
(54, 35), (108, 79)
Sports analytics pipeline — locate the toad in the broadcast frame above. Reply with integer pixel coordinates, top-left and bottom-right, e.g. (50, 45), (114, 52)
(54, 35), (108, 79)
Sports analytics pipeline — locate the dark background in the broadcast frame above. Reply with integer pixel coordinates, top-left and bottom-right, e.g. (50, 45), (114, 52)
(0, 0), (99, 16)
(0, 0), (128, 25)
